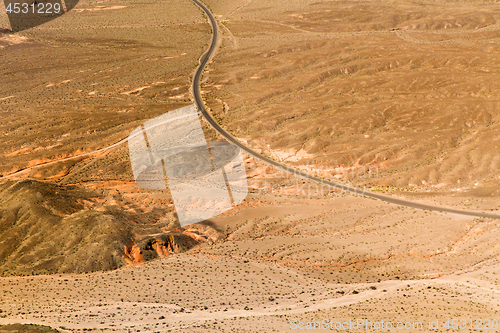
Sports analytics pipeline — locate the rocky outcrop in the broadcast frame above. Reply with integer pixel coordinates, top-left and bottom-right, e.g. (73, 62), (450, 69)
(137, 232), (199, 262)
(0, 180), (134, 276)
(0, 179), (227, 275)
(122, 244), (143, 264)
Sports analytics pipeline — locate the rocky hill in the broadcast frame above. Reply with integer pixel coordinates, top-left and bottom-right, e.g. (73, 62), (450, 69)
(0, 180), (135, 275)
(0, 180), (221, 276)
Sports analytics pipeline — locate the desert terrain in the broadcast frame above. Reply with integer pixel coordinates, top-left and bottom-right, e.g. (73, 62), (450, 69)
(0, 0), (209, 178)
(1, 187), (500, 331)
(203, 0), (500, 195)
(1, 0), (500, 332)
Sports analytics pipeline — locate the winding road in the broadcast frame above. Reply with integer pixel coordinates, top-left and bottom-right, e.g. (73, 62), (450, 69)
(190, 0), (500, 220)
(1, 1), (498, 220)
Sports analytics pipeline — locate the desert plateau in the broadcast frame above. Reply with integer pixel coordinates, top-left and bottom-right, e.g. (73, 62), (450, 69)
(1, 0), (500, 332)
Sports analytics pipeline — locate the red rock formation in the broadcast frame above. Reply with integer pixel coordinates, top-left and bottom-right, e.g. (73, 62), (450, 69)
(123, 244), (143, 264)
(152, 242), (170, 258)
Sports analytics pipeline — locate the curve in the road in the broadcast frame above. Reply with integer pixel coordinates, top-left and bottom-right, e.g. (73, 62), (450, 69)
(190, 0), (500, 220)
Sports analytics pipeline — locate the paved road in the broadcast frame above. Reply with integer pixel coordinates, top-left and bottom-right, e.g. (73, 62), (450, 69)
(190, 0), (500, 219)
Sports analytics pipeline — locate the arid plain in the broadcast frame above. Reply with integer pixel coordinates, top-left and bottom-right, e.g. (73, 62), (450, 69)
(1, 0), (500, 332)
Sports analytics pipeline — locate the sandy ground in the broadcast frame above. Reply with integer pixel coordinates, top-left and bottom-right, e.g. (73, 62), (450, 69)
(2, 0), (500, 332)
(202, 0), (500, 195)
(1, 189), (500, 332)
(0, 0), (210, 178)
